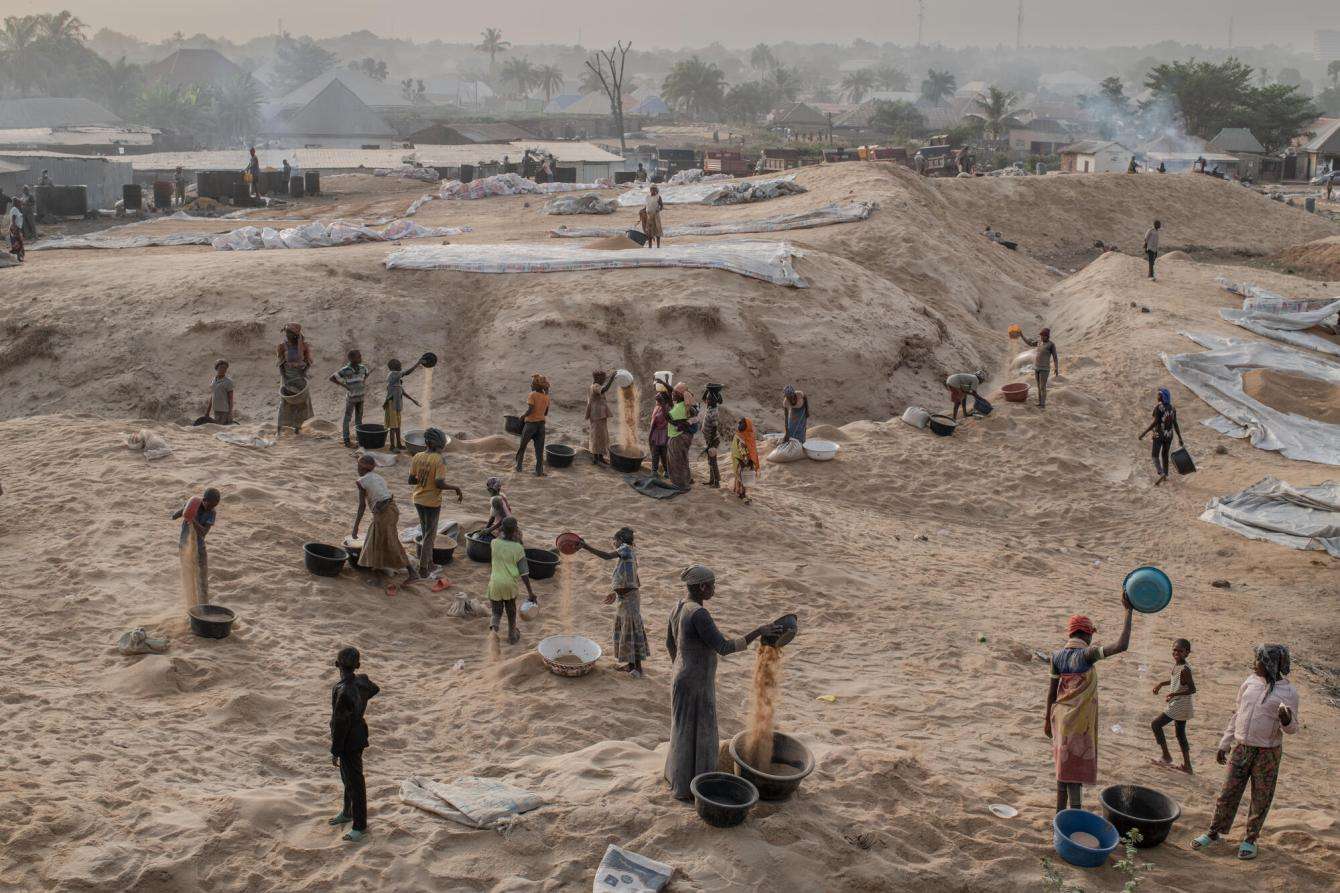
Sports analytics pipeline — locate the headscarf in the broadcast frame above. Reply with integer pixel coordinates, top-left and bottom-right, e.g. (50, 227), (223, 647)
(1255, 644), (1291, 702)
(1157, 387), (1171, 406)
(738, 417), (760, 470)
(423, 427), (446, 449)
(783, 384), (797, 398)
(485, 476), (502, 492)
(531, 373), (549, 391)
(679, 564), (715, 586)
(1067, 615), (1096, 637)
(284, 322), (302, 337)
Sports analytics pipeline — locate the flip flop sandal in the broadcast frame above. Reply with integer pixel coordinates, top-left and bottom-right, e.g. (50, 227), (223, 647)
(431, 579), (451, 592)
(1237, 842), (1257, 860)
(1191, 834), (1218, 850)
(386, 584), (398, 598)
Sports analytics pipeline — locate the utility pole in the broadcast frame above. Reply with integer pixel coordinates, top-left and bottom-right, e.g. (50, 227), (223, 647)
(1016, 1), (1024, 50)
(916, 0), (925, 47)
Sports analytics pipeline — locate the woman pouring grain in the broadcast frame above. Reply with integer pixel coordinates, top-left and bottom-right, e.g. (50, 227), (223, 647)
(664, 564), (779, 800)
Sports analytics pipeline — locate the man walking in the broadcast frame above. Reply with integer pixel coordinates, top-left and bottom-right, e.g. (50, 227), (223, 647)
(1144, 220), (1162, 280)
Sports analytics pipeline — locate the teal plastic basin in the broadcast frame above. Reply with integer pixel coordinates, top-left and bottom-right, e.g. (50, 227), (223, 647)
(1123, 566), (1172, 614)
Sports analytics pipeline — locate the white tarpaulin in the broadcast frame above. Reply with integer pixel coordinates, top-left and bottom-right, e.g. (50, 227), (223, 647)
(1215, 278), (1340, 357)
(544, 193), (618, 215)
(400, 776), (542, 829)
(212, 219), (470, 251)
(30, 231), (215, 250)
(667, 168), (731, 185)
(385, 240), (806, 287)
(403, 173), (611, 216)
(374, 165), (441, 182)
(550, 201), (874, 238)
(617, 175), (806, 207)
(1165, 333), (1340, 465)
(1200, 476), (1340, 557)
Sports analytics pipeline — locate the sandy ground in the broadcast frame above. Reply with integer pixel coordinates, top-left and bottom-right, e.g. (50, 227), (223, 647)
(0, 164), (1338, 892)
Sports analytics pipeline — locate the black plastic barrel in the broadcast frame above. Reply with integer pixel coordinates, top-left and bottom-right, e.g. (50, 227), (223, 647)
(304, 171), (320, 195)
(123, 183), (143, 211)
(289, 175), (305, 198)
(152, 180), (173, 209)
(232, 182), (252, 206)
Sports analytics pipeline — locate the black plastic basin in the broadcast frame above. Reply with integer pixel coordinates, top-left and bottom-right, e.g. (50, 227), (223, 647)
(188, 604), (237, 639)
(414, 536), (455, 564)
(729, 731), (816, 801)
(691, 772), (758, 828)
(304, 542), (348, 577)
(609, 446), (644, 473)
(524, 547), (559, 580)
(1100, 785), (1181, 848)
(465, 530), (494, 563)
(355, 423), (388, 449)
(545, 443), (576, 468)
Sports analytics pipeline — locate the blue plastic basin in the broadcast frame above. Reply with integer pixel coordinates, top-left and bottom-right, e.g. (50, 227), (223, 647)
(1123, 566), (1172, 614)
(1053, 809), (1120, 868)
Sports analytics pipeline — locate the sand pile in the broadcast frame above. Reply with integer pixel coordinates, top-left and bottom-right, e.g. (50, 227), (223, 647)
(2, 169), (1339, 892)
(1243, 368), (1340, 424)
(1275, 235), (1340, 279)
(583, 234), (641, 250)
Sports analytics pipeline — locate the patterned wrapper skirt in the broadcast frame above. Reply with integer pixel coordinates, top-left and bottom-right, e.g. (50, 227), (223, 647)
(358, 497), (408, 571)
(613, 590), (650, 663)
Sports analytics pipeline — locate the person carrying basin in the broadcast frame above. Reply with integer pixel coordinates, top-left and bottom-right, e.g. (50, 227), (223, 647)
(1019, 328), (1059, 409)
(945, 369), (987, 420)
(1138, 387), (1183, 485)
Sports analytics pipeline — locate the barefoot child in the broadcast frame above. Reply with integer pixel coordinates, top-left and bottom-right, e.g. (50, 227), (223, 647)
(1044, 593), (1135, 812)
(1150, 638), (1196, 772)
(482, 476), (513, 535)
(579, 527), (649, 678)
(331, 349), (370, 448)
(382, 357), (422, 452)
(408, 428), (462, 578)
(487, 517), (536, 645)
(351, 455), (417, 595)
(1192, 644), (1300, 861)
(329, 646), (379, 842)
(207, 360), (234, 424)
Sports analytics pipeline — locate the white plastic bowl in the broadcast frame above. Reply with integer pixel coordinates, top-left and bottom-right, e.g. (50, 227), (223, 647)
(538, 635), (602, 677)
(803, 439), (840, 461)
(612, 368), (634, 389)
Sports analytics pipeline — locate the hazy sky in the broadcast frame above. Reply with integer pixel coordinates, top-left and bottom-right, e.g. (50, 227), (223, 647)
(11, 0), (1340, 50)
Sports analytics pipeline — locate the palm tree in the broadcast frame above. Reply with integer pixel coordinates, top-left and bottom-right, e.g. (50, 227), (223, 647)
(500, 57), (536, 98)
(661, 56), (726, 120)
(102, 56), (144, 118)
(477, 27), (509, 72)
(1329, 59), (1340, 86)
(135, 84), (203, 134)
(920, 68), (956, 105)
(0, 15), (45, 94)
(970, 86), (1027, 142)
(38, 10), (85, 43)
(211, 74), (262, 144)
(535, 64), (565, 102)
(765, 65), (802, 103)
(840, 69), (877, 104)
(750, 43), (777, 73)
(873, 64), (909, 92)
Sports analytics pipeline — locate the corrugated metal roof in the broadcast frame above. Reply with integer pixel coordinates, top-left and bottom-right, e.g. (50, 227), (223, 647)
(0, 159), (30, 174)
(0, 98), (122, 128)
(1303, 119), (1340, 154)
(1208, 127), (1265, 154)
(1059, 140), (1132, 155)
(266, 80), (394, 138)
(271, 69), (410, 110)
(0, 127), (155, 148)
(127, 140), (624, 171)
(146, 48), (246, 88)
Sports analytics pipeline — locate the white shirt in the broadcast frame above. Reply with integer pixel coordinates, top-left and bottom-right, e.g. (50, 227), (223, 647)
(6, 206), (21, 227)
(358, 471), (391, 506)
(1144, 227), (1161, 252)
(1218, 675), (1300, 752)
(644, 194), (663, 215)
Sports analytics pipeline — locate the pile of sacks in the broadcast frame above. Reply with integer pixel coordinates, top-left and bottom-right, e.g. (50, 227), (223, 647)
(440, 172), (611, 200)
(667, 168), (732, 186)
(213, 219), (469, 251)
(544, 193), (618, 215)
(375, 166), (441, 183)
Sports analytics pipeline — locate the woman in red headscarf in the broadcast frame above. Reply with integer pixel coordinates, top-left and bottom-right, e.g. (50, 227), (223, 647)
(1043, 594), (1135, 812)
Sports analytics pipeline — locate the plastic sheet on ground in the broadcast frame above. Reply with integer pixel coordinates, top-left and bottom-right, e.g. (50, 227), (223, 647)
(1214, 278), (1340, 357)
(215, 431), (275, 448)
(545, 193), (618, 215)
(594, 844), (674, 893)
(617, 175), (806, 207)
(374, 165), (441, 182)
(30, 231), (216, 250)
(385, 240), (806, 287)
(1200, 476), (1340, 557)
(400, 775), (542, 829)
(1164, 333), (1340, 465)
(212, 219), (470, 251)
(666, 168), (731, 186)
(550, 201), (874, 238)
(402, 173), (612, 216)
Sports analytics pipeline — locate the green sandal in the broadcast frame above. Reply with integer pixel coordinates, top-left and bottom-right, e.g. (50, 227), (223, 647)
(1191, 833), (1218, 850)
(1237, 841), (1257, 860)
(328, 813), (351, 826)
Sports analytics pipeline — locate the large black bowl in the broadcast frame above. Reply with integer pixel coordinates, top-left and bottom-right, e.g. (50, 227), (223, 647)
(304, 542), (348, 577)
(690, 772), (758, 828)
(524, 547), (559, 580)
(762, 613), (798, 648)
(355, 423), (388, 450)
(414, 535), (455, 564)
(188, 604), (237, 639)
(609, 446), (644, 473)
(545, 444), (576, 469)
(1100, 785), (1181, 848)
(465, 530), (494, 563)
(729, 731), (815, 801)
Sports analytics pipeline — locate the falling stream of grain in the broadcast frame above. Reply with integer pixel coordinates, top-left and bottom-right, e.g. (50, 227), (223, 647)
(418, 365), (434, 430)
(179, 526), (203, 608)
(616, 382), (640, 450)
(744, 644), (784, 769)
(558, 556), (575, 631)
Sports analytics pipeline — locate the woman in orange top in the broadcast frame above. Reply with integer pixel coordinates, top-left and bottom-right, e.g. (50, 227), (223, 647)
(515, 373), (550, 476)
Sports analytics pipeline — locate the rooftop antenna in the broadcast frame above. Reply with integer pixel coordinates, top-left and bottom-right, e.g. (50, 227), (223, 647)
(1016, 0), (1024, 50)
(917, 0), (925, 46)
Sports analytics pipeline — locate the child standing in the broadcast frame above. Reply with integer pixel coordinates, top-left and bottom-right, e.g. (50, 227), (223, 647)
(1193, 645), (1300, 861)
(1150, 638), (1196, 773)
(382, 357), (422, 452)
(1043, 594), (1134, 812)
(579, 527), (649, 678)
(331, 349), (370, 448)
(482, 477), (513, 535)
(487, 517), (536, 645)
(207, 360), (234, 424)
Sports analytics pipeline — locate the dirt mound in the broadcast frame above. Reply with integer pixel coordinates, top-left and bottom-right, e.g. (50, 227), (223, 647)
(1275, 235), (1340, 279)
(583, 234), (641, 250)
(1243, 368), (1340, 423)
